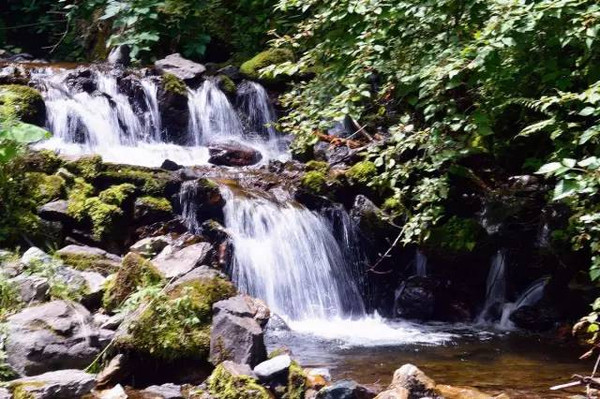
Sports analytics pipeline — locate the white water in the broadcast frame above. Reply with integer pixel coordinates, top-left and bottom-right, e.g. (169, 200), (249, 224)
(414, 249), (427, 277)
(498, 277), (547, 330)
(32, 68), (287, 166)
(477, 250), (507, 324)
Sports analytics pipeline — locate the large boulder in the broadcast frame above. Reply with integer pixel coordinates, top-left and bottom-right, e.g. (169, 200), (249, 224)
(152, 242), (213, 279)
(208, 141), (263, 167)
(210, 296), (269, 367)
(389, 364), (438, 399)
(38, 200), (72, 223)
(394, 277), (437, 320)
(213, 295), (270, 327)
(155, 53), (206, 83)
(316, 380), (376, 399)
(6, 369), (96, 399)
(253, 354), (291, 383)
(0, 84), (46, 126)
(56, 244), (121, 275)
(5, 300), (113, 376)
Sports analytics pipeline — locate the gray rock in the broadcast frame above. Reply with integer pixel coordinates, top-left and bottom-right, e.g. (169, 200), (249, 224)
(152, 242), (212, 279)
(57, 244), (121, 264)
(7, 369), (96, 398)
(96, 354), (128, 389)
(0, 388), (10, 399)
(10, 275), (49, 303)
(130, 235), (172, 257)
(221, 360), (257, 379)
(0, 254), (22, 278)
(100, 313), (125, 330)
(21, 247), (52, 267)
(143, 383), (184, 399)
(38, 200), (71, 223)
(316, 380), (376, 399)
(56, 167), (75, 184)
(96, 384), (128, 399)
(208, 140), (263, 167)
(108, 45), (131, 67)
(172, 265), (225, 287)
(390, 364), (438, 399)
(209, 312), (267, 367)
(214, 295), (270, 327)
(80, 270), (107, 305)
(5, 300), (113, 376)
(155, 53), (206, 82)
(253, 354), (291, 382)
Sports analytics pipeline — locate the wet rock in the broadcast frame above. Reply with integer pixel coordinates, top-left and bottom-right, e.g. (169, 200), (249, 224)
(96, 354), (128, 389)
(389, 364), (438, 399)
(209, 311), (267, 367)
(350, 195), (397, 247)
(56, 244), (121, 275)
(5, 300), (113, 376)
(161, 159), (182, 171)
(155, 53), (206, 83)
(10, 275), (49, 303)
(158, 75), (189, 144)
(130, 235), (172, 258)
(374, 388), (409, 399)
(65, 68), (97, 93)
(21, 247), (52, 267)
(316, 380), (376, 399)
(152, 242), (212, 279)
(96, 384), (128, 399)
(134, 196), (174, 225)
(253, 354), (291, 382)
(394, 277), (438, 320)
(208, 141), (263, 167)
(213, 295), (270, 327)
(142, 383), (184, 399)
(509, 305), (558, 331)
(38, 200), (72, 223)
(108, 45), (131, 67)
(177, 178), (225, 224)
(217, 65), (241, 81)
(6, 369), (96, 398)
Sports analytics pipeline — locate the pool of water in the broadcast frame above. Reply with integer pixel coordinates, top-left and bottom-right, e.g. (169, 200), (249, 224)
(266, 320), (592, 398)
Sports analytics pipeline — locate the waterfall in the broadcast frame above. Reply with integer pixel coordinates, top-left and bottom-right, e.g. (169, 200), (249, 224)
(188, 79), (244, 145)
(179, 180), (203, 234)
(141, 79), (162, 141)
(498, 278), (547, 330)
(222, 188), (365, 321)
(413, 250), (427, 277)
(236, 81), (278, 141)
(477, 250), (507, 323)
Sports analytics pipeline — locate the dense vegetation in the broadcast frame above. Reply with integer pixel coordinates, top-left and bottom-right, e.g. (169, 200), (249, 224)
(1, 0), (600, 339)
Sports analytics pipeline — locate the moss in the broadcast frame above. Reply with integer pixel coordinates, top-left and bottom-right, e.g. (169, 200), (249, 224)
(136, 196), (172, 213)
(56, 252), (118, 275)
(300, 171), (328, 195)
(0, 275), (23, 319)
(217, 75), (237, 95)
(346, 161), (377, 185)
(208, 362), (271, 399)
(98, 183), (136, 206)
(124, 276), (235, 360)
(65, 155), (105, 179)
(9, 381), (46, 399)
(305, 160), (330, 174)
(162, 73), (188, 96)
(98, 166), (175, 196)
(28, 172), (66, 203)
(240, 48), (295, 80)
(428, 216), (483, 253)
(0, 85), (45, 125)
(84, 197), (123, 241)
(382, 196), (403, 215)
(67, 177), (95, 220)
(21, 150), (64, 174)
(103, 252), (163, 311)
(286, 361), (306, 399)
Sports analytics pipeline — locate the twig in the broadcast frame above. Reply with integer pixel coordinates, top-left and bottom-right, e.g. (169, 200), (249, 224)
(368, 226), (405, 274)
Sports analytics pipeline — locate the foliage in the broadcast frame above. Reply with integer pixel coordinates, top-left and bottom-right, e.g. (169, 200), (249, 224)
(428, 216), (482, 253)
(208, 362), (271, 399)
(240, 48), (295, 80)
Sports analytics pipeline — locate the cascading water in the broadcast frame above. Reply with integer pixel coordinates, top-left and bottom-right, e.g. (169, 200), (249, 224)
(31, 68), (287, 166)
(498, 278), (547, 330)
(477, 250), (507, 323)
(237, 81), (278, 141)
(413, 249), (427, 277)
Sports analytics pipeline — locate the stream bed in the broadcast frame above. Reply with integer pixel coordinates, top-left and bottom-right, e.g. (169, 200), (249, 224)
(267, 321), (592, 398)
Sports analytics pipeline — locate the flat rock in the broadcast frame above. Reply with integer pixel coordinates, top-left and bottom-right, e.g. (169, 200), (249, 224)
(10, 275), (49, 303)
(7, 369), (96, 398)
(155, 53), (206, 82)
(253, 354), (291, 382)
(142, 383), (184, 399)
(213, 295), (270, 327)
(5, 300), (113, 376)
(56, 245), (121, 275)
(152, 242), (212, 279)
(208, 141), (263, 167)
(21, 247), (52, 267)
(38, 200), (71, 222)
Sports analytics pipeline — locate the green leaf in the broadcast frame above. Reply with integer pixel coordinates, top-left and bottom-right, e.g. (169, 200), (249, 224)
(6, 123), (49, 143)
(579, 107), (596, 116)
(536, 162), (562, 174)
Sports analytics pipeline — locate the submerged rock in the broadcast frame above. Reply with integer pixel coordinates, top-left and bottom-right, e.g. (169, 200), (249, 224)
(6, 369), (96, 399)
(155, 53), (206, 83)
(5, 300), (113, 376)
(208, 141), (263, 167)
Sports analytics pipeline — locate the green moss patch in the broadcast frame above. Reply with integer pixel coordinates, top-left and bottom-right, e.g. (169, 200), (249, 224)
(300, 171), (328, 196)
(208, 362), (271, 399)
(428, 216), (484, 253)
(98, 165), (177, 196)
(28, 172), (66, 203)
(346, 161), (377, 185)
(162, 73), (188, 96)
(136, 196), (172, 213)
(240, 49), (294, 80)
(287, 360), (306, 399)
(0, 85), (45, 125)
(65, 155), (105, 180)
(305, 160), (330, 174)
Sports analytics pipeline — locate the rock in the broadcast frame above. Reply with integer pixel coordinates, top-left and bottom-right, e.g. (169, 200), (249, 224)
(158, 74), (189, 144)
(96, 384), (128, 399)
(217, 65), (241, 81)
(208, 361), (268, 398)
(209, 312), (267, 367)
(306, 368), (331, 390)
(253, 354), (291, 382)
(108, 45), (131, 67)
(394, 277), (437, 320)
(208, 141), (263, 167)
(152, 242), (212, 279)
(100, 313), (126, 330)
(213, 295), (271, 327)
(161, 159), (183, 171)
(509, 305), (558, 331)
(0, 84), (46, 126)
(316, 380), (376, 399)
(56, 245), (121, 275)
(350, 196), (397, 248)
(155, 53), (206, 83)
(21, 247), (52, 267)
(0, 252), (22, 278)
(10, 275), (49, 303)
(435, 384), (494, 399)
(374, 388), (409, 399)
(96, 354), (128, 389)
(80, 270), (107, 306)
(143, 383), (184, 399)
(7, 369), (96, 398)
(171, 265), (225, 286)
(130, 235), (172, 257)
(134, 196), (174, 225)
(177, 178), (225, 224)
(389, 364), (438, 399)
(0, 388), (10, 399)
(38, 200), (72, 223)
(5, 300), (113, 375)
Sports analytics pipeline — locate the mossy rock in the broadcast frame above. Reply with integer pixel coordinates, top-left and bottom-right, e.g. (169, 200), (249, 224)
(161, 73), (188, 97)
(300, 171), (328, 196)
(287, 360), (307, 399)
(305, 160), (330, 174)
(66, 177), (95, 221)
(427, 216), (484, 254)
(103, 252), (163, 311)
(122, 276), (235, 360)
(136, 196), (172, 213)
(240, 49), (295, 81)
(65, 155), (105, 180)
(346, 161), (377, 186)
(216, 75), (237, 96)
(134, 196), (173, 225)
(21, 150), (64, 174)
(208, 362), (271, 399)
(28, 172), (66, 203)
(98, 183), (136, 207)
(97, 165), (179, 197)
(0, 84), (46, 126)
